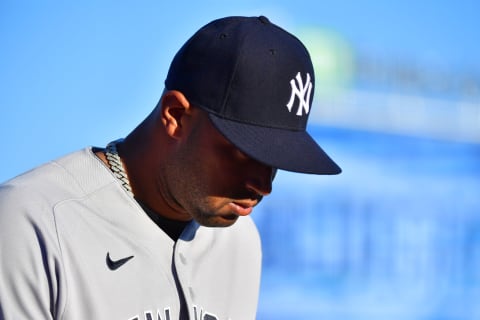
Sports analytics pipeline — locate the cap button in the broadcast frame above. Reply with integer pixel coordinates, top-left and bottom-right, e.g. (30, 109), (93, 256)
(258, 16), (270, 24)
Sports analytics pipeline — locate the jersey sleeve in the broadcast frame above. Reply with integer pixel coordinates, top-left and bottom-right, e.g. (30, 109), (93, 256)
(0, 183), (63, 319)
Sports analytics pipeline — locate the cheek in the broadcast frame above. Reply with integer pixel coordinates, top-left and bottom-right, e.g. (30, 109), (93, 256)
(197, 159), (238, 195)
(189, 154), (248, 200)
(176, 153), (224, 197)
(181, 121), (248, 197)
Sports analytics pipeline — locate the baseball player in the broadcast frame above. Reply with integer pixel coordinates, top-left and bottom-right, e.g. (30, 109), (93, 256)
(0, 16), (341, 319)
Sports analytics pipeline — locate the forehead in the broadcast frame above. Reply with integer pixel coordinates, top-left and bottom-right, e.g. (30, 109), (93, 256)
(189, 105), (277, 177)
(191, 106), (257, 158)
(190, 106), (233, 145)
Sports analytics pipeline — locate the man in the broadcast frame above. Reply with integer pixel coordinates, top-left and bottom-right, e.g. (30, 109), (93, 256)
(0, 16), (341, 319)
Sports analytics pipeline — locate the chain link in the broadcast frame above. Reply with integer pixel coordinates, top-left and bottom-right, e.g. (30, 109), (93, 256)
(105, 139), (133, 197)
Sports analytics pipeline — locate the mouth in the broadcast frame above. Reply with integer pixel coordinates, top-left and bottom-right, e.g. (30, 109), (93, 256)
(229, 201), (255, 217)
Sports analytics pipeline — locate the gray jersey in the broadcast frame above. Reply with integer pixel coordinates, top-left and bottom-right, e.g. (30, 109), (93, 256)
(0, 148), (261, 319)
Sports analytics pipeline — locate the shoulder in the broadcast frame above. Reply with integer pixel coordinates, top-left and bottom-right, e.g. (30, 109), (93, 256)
(1, 148), (113, 207)
(175, 217), (262, 319)
(180, 216), (261, 258)
(183, 216), (260, 244)
(231, 215), (261, 243)
(0, 148), (115, 240)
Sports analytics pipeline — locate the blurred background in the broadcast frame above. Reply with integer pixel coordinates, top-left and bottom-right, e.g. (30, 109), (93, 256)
(1, 1), (479, 319)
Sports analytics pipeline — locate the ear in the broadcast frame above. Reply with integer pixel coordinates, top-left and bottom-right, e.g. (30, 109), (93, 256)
(160, 90), (191, 139)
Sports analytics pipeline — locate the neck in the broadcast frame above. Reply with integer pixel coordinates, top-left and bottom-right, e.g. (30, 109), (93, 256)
(119, 124), (192, 223)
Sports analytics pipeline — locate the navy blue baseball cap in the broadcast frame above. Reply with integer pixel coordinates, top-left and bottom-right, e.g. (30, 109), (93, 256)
(165, 16), (341, 174)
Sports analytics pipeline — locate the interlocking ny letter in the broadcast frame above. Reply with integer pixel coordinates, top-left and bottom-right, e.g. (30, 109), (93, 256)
(286, 72), (312, 116)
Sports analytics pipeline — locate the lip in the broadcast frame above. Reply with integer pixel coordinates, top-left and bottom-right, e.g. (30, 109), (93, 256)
(229, 201), (255, 216)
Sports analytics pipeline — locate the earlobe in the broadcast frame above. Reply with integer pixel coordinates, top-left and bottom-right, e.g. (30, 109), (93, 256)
(160, 90), (191, 139)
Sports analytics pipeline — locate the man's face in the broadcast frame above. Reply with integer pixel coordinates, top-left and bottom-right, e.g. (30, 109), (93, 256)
(163, 108), (276, 227)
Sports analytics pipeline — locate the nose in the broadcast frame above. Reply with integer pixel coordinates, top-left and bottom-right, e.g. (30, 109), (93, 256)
(245, 162), (275, 197)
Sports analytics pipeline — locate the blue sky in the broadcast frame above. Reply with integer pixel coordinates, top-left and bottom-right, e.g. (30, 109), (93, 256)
(1, 0), (479, 182)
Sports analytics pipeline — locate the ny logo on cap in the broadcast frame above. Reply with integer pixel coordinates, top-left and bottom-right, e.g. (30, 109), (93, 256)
(286, 72), (312, 116)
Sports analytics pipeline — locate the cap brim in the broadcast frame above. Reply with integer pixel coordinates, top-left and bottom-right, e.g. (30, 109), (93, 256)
(208, 114), (342, 175)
